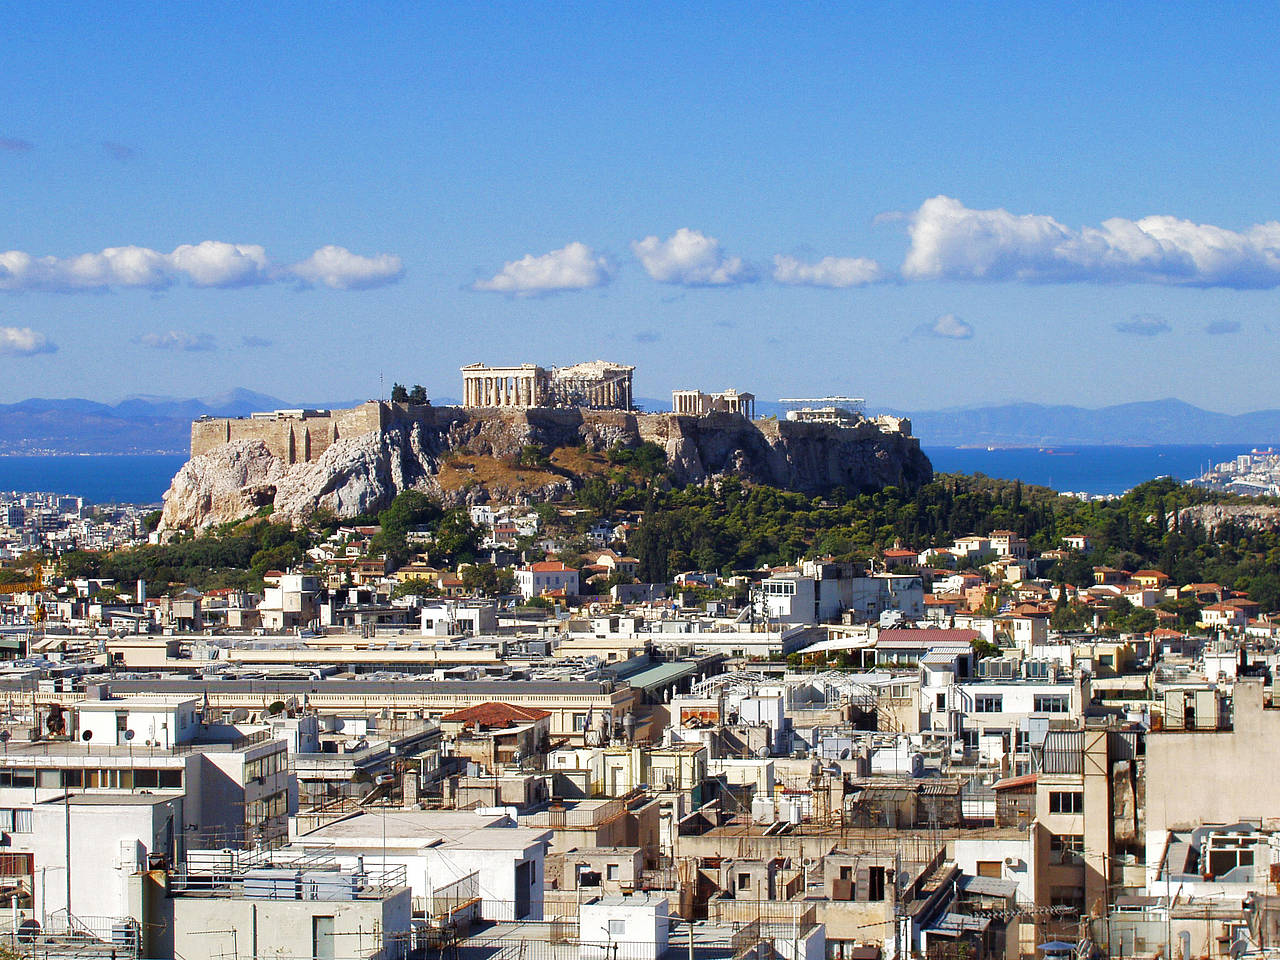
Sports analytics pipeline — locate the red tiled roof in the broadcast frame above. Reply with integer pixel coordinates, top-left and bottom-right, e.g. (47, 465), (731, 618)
(993, 772), (1037, 791)
(440, 701), (551, 726)
(530, 561), (576, 572)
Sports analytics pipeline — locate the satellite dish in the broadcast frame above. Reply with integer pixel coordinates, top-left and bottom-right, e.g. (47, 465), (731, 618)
(755, 746), (769, 758)
(231, 708), (249, 723)
(0, 731), (10, 744)
(81, 730), (93, 742)
(124, 730), (135, 741)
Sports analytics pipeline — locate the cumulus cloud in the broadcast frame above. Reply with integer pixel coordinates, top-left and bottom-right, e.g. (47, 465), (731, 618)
(632, 228), (753, 286)
(241, 335), (273, 348)
(0, 137), (33, 153)
(1113, 314), (1171, 336)
(915, 313), (974, 340)
(0, 242), (403, 292)
(772, 254), (884, 287)
(288, 245), (404, 290)
(170, 242), (271, 287)
(900, 195), (1280, 289)
(135, 331), (216, 351)
(473, 241), (611, 295)
(1205, 319), (1242, 335)
(0, 326), (55, 356)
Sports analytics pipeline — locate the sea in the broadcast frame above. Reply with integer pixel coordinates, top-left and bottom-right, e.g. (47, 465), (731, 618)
(0, 444), (1257, 504)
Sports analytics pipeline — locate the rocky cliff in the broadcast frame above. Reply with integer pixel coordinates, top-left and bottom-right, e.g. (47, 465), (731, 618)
(160, 407), (932, 529)
(1175, 501), (1280, 536)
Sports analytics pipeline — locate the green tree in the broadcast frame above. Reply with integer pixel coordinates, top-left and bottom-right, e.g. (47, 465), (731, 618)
(433, 509), (480, 564)
(391, 577), (438, 599)
(390, 383), (408, 403)
(407, 384), (428, 405)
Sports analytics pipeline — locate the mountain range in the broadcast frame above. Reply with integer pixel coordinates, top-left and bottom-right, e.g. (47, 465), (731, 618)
(0, 392), (1277, 455)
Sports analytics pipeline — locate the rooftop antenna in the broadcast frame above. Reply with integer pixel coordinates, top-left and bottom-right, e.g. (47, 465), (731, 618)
(379, 371), (384, 401)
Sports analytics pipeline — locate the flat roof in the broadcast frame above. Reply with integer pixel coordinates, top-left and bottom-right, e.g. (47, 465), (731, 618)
(76, 695), (199, 711)
(301, 810), (552, 851)
(612, 661), (698, 691)
(42, 793), (175, 806)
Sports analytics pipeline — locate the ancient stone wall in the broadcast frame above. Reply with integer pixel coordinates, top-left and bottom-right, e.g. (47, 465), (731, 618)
(190, 401), (396, 463)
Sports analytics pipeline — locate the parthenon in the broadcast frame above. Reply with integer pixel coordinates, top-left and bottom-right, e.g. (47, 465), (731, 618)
(461, 360), (634, 411)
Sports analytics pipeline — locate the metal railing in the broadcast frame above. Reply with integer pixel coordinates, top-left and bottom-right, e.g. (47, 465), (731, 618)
(427, 872), (481, 916)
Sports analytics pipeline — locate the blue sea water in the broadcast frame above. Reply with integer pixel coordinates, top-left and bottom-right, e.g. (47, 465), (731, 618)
(923, 444), (1249, 496)
(0, 455), (187, 504)
(0, 444), (1259, 503)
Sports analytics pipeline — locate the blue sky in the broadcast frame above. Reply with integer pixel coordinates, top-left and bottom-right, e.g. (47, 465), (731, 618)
(3, 2), (1280, 413)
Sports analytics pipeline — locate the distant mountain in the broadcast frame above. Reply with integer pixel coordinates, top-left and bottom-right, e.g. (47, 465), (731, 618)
(0, 390), (358, 455)
(894, 399), (1280, 447)
(2, 391), (1278, 455)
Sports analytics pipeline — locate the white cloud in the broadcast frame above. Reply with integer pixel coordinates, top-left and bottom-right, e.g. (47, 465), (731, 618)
(0, 326), (55, 356)
(135, 330), (216, 351)
(632, 228), (753, 285)
(473, 241), (611, 295)
(772, 254), (883, 287)
(0, 242), (402, 292)
(169, 241), (270, 287)
(900, 195), (1280, 288)
(1205, 319), (1242, 335)
(917, 313), (974, 340)
(288, 245), (404, 290)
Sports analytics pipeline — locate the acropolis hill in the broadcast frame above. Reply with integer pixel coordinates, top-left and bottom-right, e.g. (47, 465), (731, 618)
(162, 361), (932, 529)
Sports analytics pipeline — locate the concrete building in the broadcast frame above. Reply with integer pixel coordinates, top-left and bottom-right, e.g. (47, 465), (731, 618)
(150, 850), (412, 960)
(578, 894), (670, 960)
(259, 573), (322, 630)
(293, 809), (551, 921)
(516, 560), (580, 599)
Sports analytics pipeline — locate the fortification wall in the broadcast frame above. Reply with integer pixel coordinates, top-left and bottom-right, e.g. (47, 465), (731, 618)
(190, 401), (395, 462)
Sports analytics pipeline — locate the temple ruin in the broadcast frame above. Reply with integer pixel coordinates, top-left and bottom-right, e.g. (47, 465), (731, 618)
(460, 360), (634, 410)
(671, 387), (756, 419)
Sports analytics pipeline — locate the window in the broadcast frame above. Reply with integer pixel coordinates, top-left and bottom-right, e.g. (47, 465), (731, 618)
(608, 920), (626, 937)
(607, 864), (619, 881)
(12, 810), (30, 833)
(572, 713), (587, 732)
(936, 693), (946, 710)
(1049, 791), (1083, 814)
(159, 770), (182, 789)
(1014, 728), (1030, 753)
(0, 853), (31, 877)
(135, 769), (159, 789)
(868, 866), (886, 901)
(977, 861), (1003, 878)
(1050, 834), (1085, 865)
(974, 695), (1003, 713)
(1034, 695), (1070, 713)
(10, 770), (33, 789)
(1049, 887), (1085, 913)
(737, 873), (751, 891)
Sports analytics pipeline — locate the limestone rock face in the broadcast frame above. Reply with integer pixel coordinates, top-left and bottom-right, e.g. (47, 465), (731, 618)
(1175, 502), (1280, 535)
(160, 440), (289, 529)
(160, 409), (933, 529)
